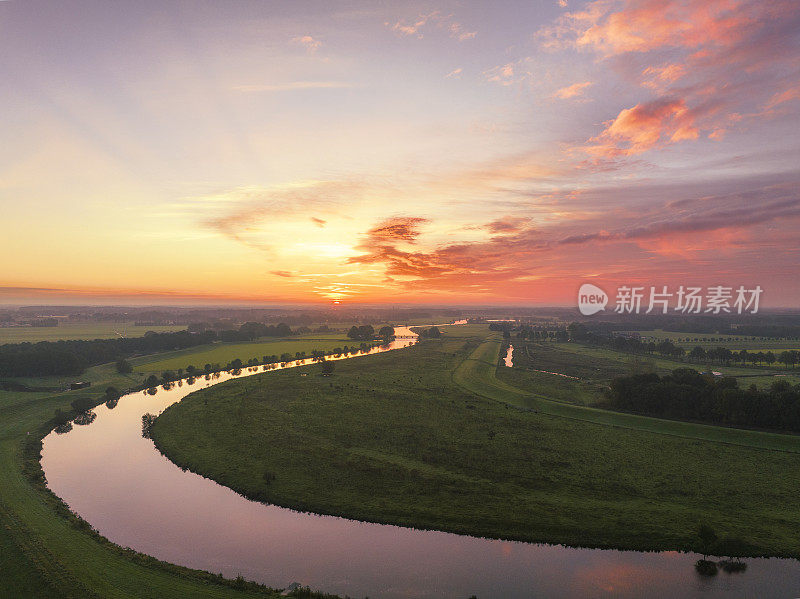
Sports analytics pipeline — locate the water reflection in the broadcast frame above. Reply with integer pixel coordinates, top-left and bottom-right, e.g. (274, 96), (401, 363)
(141, 413), (156, 439)
(54, 421), (73, 435)
(40, 328), (800, 599)
(504, 345), (513, 367)
(72, 410), (96, 426)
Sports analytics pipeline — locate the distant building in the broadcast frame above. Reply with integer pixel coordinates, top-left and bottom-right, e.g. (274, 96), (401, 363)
(69, 381), (91, 390)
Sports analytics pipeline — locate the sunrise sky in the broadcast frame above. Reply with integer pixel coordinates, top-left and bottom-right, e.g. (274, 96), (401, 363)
(2, 0), (799, 306)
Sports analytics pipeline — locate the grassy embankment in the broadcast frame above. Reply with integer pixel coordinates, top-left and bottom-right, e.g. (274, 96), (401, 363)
(152, 325), (800, 557)
(0, 341), (354, 597)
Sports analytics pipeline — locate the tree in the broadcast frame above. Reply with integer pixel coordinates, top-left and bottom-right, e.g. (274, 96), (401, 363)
(321, 360), (335, 376)
(347, 325), (375, 341)
(697, 522), (718, 559)
(378, 325), (395, 340)
(115, 358), (133, 374)
(275, 322), (292, 337)
(70, 397), (94, 413)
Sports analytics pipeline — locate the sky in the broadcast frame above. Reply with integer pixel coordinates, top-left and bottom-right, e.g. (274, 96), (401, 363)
(1, 0), (799, 306)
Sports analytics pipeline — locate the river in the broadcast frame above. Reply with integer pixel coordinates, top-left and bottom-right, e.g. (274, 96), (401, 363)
(40, 326), (800, 598)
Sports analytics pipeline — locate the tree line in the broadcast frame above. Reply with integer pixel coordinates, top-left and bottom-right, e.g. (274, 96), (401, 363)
(140, 341), (382, 389)
(607, 369), (800, 432)
(0, 322), (300, 377)
(347, 325), (395, 341)
(560, 325), (800, 369)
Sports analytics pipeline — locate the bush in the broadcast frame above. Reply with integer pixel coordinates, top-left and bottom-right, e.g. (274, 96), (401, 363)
(321, 361), (335, 376)
(70, 397), (95, 413)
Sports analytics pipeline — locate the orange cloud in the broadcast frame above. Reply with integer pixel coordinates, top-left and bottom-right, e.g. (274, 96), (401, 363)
(364, 217), (428, 244)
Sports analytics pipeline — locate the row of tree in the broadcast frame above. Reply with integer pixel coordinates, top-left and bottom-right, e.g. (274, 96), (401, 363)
(347, 325), (395, 341)
(686, 346), (799, 368)
(607, 369), (800, 432)
(0, 323), (304, 377)
(142, 341), (383, 388)
(563, 328), (799, 369)
(418, 326), (442, 338)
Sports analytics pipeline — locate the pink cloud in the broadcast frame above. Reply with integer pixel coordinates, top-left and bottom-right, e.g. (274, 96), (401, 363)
(345, 181), (800, 298)
(641, 63), (686, 90)
(291, 35), (322, 53)
(387, 11), (476, 42)
(539, 0), (799, 159)
(553, 81), (593, 99)
(449, 22), (477, 41)
(765, 85), (800, 110)
(584, 97), (702, 157)
(541, 0), (757, 57)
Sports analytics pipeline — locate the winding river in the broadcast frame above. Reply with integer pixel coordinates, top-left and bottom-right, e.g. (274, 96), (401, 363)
(41, 326), (800, 598)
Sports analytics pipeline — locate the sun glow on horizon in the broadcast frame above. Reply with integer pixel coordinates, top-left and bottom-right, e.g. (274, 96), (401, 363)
(1, 0), (799, 306)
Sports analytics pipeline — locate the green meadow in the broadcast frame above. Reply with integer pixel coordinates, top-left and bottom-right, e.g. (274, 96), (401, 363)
(0, 322), (187, 344)
(0, 363), (286, 598)
(4, 321), (800, 598)
(152, 327), (800, 557)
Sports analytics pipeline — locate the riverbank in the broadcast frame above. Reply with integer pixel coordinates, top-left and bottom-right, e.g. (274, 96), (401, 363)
(0, 360), (302, 598)
(151, 327), (800, 558)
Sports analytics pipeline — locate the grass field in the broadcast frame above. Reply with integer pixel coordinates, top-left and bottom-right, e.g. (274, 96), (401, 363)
(0, 364), (291, 598)
(502, 341), (800, 392)
(3, 322), (800, 597)
(0, 322), (186, 344)
(152, 327), (800, 557)
(458, 337), (800, 452)
(549, 342), (800, 384)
